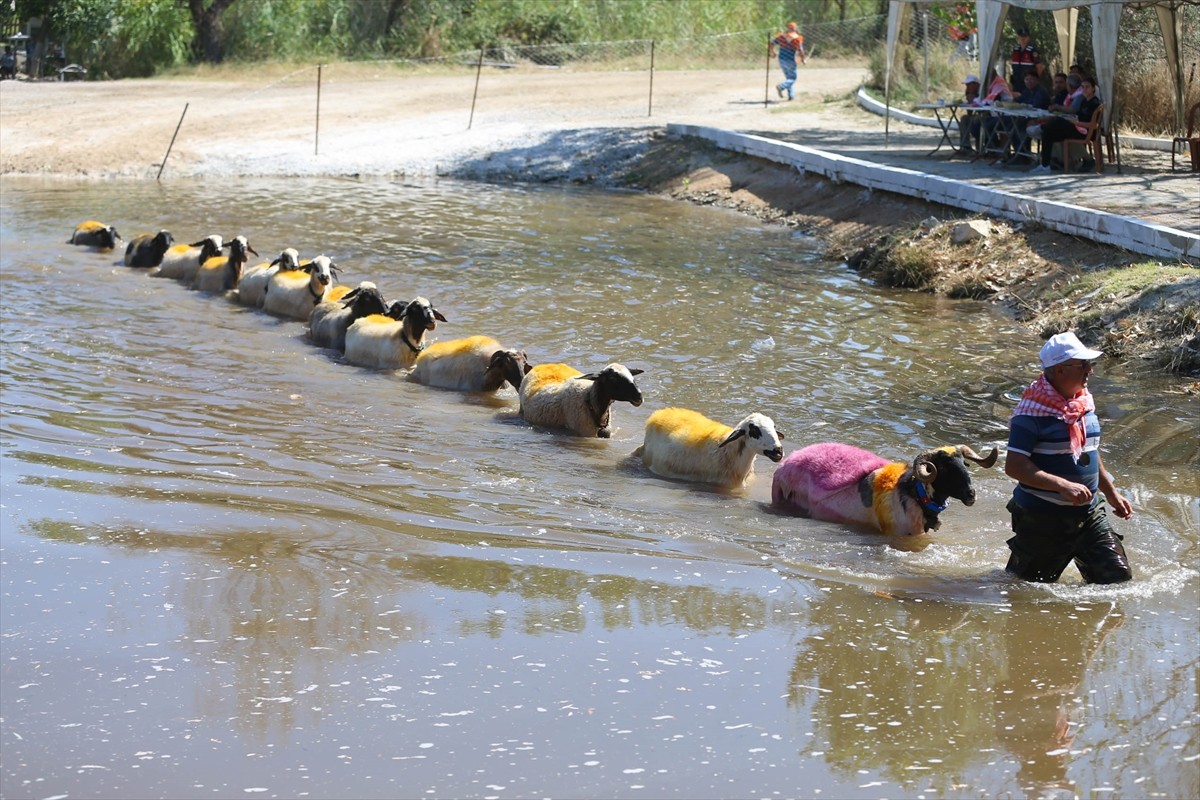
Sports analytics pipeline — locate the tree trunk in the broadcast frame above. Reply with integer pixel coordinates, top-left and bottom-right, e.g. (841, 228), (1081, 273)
(384, 0), (412, 36)
(188, 0), (236, 64)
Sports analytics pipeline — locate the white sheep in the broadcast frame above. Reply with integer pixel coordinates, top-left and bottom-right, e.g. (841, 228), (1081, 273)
(261, 254), (339, 321)
(343, 297), (447, 370)
(771, 442), (999, 536)
(408, 335), (531, 393)
(307, 281), (389, 351)
(192, 235), (257, 295)
(68, 220), (121, 250)
(237, 248), (301, 308)
(518, 362), (644, 438)
(151, 234), (223, 282)
(633, 408), (784, 488)
(123, 230), (174, 268)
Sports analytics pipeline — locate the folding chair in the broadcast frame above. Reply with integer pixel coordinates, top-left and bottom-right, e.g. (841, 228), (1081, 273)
(1062, 103), (1104, 174)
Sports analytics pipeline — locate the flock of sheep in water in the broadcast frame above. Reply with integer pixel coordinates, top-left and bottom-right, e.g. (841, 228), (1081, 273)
(69, 220), (1000, 539)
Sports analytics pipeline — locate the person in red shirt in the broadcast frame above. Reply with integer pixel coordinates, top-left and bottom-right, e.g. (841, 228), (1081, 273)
(770, 22), (806, 101)
(1010, 26), (1044, 86)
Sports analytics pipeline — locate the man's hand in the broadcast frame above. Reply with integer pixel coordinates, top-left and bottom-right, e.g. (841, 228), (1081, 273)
(1105, 489), (1134, 519)
(1058, 480), (1093, 506)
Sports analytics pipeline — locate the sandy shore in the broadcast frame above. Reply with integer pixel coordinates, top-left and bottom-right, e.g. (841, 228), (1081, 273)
(0, 65), (873, 180)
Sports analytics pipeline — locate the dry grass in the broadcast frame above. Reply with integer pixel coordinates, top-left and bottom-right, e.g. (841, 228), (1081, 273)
(1118, 61), (1200, 137)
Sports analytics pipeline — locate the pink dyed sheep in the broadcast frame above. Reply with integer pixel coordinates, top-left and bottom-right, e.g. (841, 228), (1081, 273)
(771, 442), (998, 536)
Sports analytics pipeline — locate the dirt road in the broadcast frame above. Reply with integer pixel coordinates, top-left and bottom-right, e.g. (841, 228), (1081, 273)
(0, 64), (872, 179)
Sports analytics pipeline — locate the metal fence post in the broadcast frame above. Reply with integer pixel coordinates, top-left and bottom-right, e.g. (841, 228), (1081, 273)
(156, 102), (189, 181)
(648, 40), (655, 117)
(469, 48), (484, 130)
(765, 35), (772, 108)
(315, 64), (322, 156)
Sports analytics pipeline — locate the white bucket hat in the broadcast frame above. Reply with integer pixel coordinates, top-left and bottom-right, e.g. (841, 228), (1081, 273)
(1039, 331), (1104, 368)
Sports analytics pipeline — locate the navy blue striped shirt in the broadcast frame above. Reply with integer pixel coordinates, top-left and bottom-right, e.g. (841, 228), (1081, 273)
(1008, 410), (1101, 513)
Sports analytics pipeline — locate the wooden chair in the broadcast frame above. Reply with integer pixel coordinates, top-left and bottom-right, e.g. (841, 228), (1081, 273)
(1171, 101), (1200, 173)
(1062, 103), (1104, 174)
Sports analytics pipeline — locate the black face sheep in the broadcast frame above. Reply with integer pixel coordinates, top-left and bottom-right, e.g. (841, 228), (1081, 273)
(261, 254), (340, 321)
(343, 297), (447, 370)
(634, 408), (784, 489)
(518, 363), (644, 438)
(308, 281), (389, 351)
(192, 235), (257, 294)
(238, 248), (301, 308)
(123, 230), (174, 267)
(408, 336), (532, 393)
(68, 221), (121, 250)
(151, 234), (223, 282)
(771, 443), (999, 535)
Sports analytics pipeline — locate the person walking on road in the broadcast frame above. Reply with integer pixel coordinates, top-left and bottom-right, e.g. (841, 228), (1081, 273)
(770, 21), (806, 101)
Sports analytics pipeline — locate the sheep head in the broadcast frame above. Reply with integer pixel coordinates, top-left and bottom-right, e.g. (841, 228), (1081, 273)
(226, 235), (258, 266)
(719, 413), (785, 462)
(96, 226), (121, 249)
(911, 444), (998, 507)
(306, 255), (338, 288)
(486, 348), (532, 391)
(193, 235), (224, 263)
(339, 282), (387, 316)
(399, 297), (447, 332)
(152, 230), (174, 253)
(580, 364), (645, 406)
(270, 248), (301, 271)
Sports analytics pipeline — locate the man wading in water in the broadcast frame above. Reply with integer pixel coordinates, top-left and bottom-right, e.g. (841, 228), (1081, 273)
(1003, 331), (1134, 584)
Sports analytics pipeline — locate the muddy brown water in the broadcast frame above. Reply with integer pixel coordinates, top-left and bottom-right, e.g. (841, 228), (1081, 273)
(2, 176), (1196, 799)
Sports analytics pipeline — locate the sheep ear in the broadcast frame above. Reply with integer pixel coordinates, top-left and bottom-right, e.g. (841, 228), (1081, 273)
(718, 428), (746, 448)
(578, 372), (600, 381)
(628, 368), (645, 376)
(777, 430), (785, 441)
(188, 239), (207, 247)
(269, 256), (282, 266)
(523, 362), (534, 375)
(247, 245), (259, 257)
(433, 309), (448, 323)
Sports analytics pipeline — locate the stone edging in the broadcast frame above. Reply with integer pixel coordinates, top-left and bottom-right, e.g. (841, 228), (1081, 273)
(667, 123), (1198, 261)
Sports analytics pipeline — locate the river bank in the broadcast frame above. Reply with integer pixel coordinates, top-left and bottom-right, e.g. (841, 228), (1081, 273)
(2, 66), (1195, 376)
(610, 134), (1200, 379)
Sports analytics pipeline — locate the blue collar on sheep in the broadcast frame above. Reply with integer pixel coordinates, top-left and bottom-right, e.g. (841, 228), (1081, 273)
(914, 478), (947, 515)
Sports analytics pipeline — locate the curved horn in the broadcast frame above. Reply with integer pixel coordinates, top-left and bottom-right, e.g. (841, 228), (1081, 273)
(914, 453), (937, 482)
(959, 444), (999, 468)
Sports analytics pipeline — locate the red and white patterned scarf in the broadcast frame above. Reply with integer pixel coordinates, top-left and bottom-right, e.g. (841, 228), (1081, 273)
(1012, 374), (1095, 460)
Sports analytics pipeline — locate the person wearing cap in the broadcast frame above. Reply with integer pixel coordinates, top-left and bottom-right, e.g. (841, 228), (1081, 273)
(770, 21), (806, 101)
(1009, 25), (1043, 86)
(1003, 332), (1134, 584)
(958, 73), (982, 155)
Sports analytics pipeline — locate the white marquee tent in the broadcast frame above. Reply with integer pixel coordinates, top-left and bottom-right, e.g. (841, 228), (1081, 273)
(884, 0), (1192, 133)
